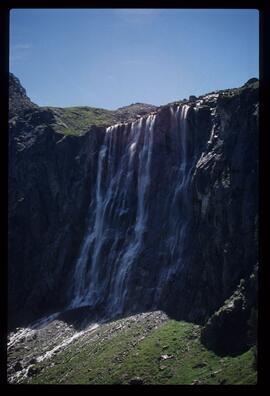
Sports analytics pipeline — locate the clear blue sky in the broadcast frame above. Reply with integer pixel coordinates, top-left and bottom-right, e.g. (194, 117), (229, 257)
(10, 9), (259, 109)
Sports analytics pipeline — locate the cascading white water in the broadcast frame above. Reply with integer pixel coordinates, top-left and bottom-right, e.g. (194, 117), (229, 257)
(69, 139), (108, 309)
(134, 114), (156, 238)
(69, 106), (193, 316)
(153, 105), (191, 304)
(108, 114), (156, 314)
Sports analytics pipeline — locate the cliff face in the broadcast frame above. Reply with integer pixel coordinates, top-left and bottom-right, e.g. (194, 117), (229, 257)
(8, 75), (258, 335)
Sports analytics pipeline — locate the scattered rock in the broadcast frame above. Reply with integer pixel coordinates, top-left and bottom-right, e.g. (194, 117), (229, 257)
(192, 362), (207, 369)
(159, 365), (167, 371)
(210, 369), (222, 377)
(120, 373), (129, 381)
(27, 366), (39, 377)
(129, 377), (144, 385)
(187, 333), (198, 340)
(191, 379), (202, 385)
(159, 354), (174, 361)
(219, 379), (227, 385)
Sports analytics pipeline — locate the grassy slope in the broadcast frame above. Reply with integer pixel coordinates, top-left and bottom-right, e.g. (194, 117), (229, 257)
(43, 103), (157, 136)
(44, 106), (118, 136)
(27, 320), (256, 385)
(40, 81), (258, 137)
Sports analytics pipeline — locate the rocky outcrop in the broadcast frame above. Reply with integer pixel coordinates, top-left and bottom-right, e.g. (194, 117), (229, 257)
(114, 102), (158, 122)
(9, 73), (38, 117)
(200, 264), (258, 355)
(8, 74), (258, 337)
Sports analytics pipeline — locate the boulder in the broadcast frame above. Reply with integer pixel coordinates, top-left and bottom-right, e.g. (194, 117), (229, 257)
(13, 361), (23, 372)
(129, 377), (144, 385)
(200, 266), (258, 356)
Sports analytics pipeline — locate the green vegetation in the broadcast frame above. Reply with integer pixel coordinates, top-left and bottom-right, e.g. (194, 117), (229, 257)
(247, 307), (258, 370)
(39, 103), (157, 136)
(44, 106), (118, 136)
(26, 320), (257, 385)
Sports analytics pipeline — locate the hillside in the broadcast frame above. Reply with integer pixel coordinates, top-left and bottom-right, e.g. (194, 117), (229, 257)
(8, 311), (256, 385)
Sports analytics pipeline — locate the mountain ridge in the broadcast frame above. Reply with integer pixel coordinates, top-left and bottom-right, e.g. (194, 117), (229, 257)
(9, 72), (258, 134)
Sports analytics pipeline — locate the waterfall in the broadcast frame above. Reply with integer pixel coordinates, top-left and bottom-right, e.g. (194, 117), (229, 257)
(69, 139), (108, 309)
(69, 106), (192, 317)
(108, 114), (156, 315)
(154, 105), (191, 304)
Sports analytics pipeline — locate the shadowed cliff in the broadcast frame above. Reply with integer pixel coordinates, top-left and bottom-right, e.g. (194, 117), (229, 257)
(8, 74), (258, 358)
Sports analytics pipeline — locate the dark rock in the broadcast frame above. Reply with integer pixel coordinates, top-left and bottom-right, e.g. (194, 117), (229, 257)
(9, 73), (38, 118)
(201, 265), (258, 355)
(219, 379), (227, 385)
(191, 379), (202, 385)
(27, 366), (39, 377)
(8, 75), (258, 337)
(129, 377), (144, 385)
(13, 361), (23, 372)
(192, 362), (207, 369)
(189, 95), (197, 101)
(244, 77), (258, 86)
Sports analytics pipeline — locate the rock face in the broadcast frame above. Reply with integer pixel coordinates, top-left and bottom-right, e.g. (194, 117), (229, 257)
(8, 74), (258, 342)
(201, 264), (258, 355)
(9, 73), (38, 117)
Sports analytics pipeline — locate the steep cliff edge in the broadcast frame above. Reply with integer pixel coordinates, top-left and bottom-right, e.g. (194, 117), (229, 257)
(8, 73), (258, 350)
